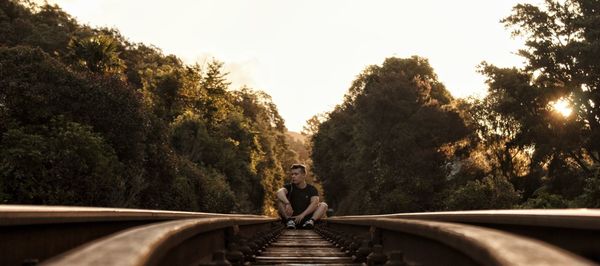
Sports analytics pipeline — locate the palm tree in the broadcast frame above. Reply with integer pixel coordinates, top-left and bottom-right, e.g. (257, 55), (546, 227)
(69, 34), (125, 74)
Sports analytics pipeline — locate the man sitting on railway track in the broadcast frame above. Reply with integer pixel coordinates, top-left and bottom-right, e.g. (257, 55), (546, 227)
(275, 164), (328, 229)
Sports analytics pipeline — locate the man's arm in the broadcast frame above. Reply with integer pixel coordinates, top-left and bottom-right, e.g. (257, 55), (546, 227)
(276, 187), (293, 218)
(295, 196), (319, 223)
(276, 187), (290, 204)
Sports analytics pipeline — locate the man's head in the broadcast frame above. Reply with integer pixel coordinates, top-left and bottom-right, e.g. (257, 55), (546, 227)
(290, 164), (306, 185)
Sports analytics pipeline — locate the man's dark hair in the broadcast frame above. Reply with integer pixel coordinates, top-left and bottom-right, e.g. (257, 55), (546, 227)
(290, 164), (306, 174)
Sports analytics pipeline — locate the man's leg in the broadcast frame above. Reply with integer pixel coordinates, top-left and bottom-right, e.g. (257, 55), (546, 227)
(300, 202), (328, 229)
(277, 201), (297, 228)
(311, 202), (328, 221)
(276, 201), (292, 219)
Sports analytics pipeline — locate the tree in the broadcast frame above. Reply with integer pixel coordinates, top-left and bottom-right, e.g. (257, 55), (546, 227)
(502, 0), (600, 166)
(302, 113), (328, 138)
(68, 34), (125, 74)
(0, 117), (126, 206)
(311, 57), (468, 214)
(445, 175), (520, 210)
(0, 45), (149, 207)
(0, 1), (301, 214)
(231, 87), (289, 215)
(0, 1), (78, 55)
(450, 96), (535, 202)
(476, 0), (600, 204)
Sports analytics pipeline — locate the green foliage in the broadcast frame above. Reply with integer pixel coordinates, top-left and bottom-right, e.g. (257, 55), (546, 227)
(466, 0), (600, 207)
(432, 0), (600, 210)
(312, 57), (468, 214)
(68, 34), (125, 74)
(445, 176), (521, 210)
(0, 1), (290, 214)
(0, 117), (125, 206)
(0, 1), (78, 55)
(519, 192), (570, 208)
(311, 0), (600, 212)
(574, 174), (600, 208)
(198, 168), (236, 213)
(0, 46), (147, 163)
(230, 87), (288, 214)
(9, 0), (600, 214)
(284, 133), (308, 166)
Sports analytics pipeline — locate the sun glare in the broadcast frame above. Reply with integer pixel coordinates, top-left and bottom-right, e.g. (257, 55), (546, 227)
(550, 98), (572, 117)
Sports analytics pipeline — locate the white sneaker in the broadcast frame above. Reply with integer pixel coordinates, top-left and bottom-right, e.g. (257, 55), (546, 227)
(303, 219), (314, 229)
(286, 219), (296, 229)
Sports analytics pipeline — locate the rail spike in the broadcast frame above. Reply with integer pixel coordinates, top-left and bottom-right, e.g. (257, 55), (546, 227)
(202, 250), (232, 266)
(225, 242), (244, 266)
(348, 235), (361, 255)
(237, 238), (255, 262)
(384, 251), (408, 266)
(247, 238), (260, 255)
(354, 239), (371, 262)
(367, 244), (388, 266)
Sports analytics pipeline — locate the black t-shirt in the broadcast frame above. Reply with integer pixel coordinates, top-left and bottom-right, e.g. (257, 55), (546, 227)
(284, 183), (318, 216)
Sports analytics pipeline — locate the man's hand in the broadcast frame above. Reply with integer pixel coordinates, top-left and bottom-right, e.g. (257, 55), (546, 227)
(293, 214), (305, 224)
(284, 204), (293, 217)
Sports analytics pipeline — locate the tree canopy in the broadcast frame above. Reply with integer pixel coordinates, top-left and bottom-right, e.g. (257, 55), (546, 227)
(4, 0), (600, 215)
(0, 0), (296, 214)
(311, 57), (468, 214)
(310, 0), (600, 214)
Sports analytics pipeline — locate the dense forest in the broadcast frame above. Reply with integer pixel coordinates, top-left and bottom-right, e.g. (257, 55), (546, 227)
(310, 0), (600, 214)
(3, 0), (600, 216)
(0, 0), (308, 215)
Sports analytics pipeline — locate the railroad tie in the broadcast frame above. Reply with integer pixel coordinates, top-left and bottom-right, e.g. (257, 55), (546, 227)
(253, 229), (360, 265)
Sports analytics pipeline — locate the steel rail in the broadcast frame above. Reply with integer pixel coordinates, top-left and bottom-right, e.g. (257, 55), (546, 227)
(337, 209), (600, 261)
(4, 206), (600, 265)
(42, 217), (278, 266)
(0, 204), (264, 226)
(339, 209), (600, 230)
(0, 205), (270, 265)
(326, 217), (597, 266)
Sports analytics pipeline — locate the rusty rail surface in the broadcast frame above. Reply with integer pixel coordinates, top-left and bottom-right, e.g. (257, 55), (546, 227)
(0, 205), (272, 265)
(339, 209), (600, 261)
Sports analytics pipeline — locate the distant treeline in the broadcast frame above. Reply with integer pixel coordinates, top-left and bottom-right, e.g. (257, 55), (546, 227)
(0, 0), (304, 214)
(310, 0), (600, 214)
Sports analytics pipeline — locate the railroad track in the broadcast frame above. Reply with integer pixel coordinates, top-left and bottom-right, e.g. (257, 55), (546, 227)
(1, 205), (600, 265)
(254, 229), (356, 265)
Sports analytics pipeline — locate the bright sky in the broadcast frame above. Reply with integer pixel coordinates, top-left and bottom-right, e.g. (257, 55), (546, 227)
(47, 0), (542, 132)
